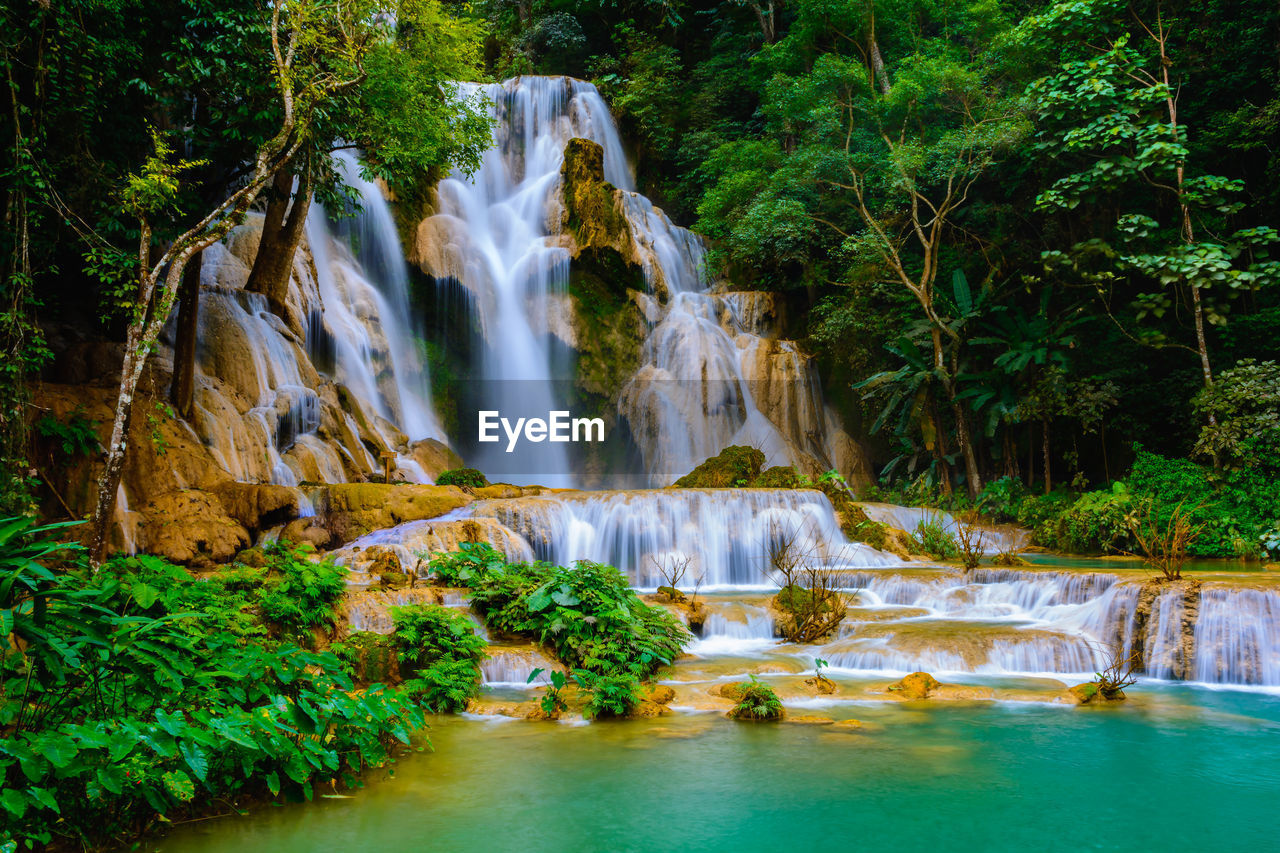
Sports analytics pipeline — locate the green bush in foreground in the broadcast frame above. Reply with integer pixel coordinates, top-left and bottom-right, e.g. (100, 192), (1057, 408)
(389, 604), (487, 712)
(449, 551), (691, 717)
(0, 519), (423, 851)
(727, 676), (784, 721)
(435, 468), (489, 489)
(912, 516), (959, 561)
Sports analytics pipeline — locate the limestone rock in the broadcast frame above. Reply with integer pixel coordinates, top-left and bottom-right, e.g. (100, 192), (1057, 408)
(889, 671), (941, 700)
(136, 490), (250, 568)
(320, 484), (471, 545)
(786, 715), (835, 725)
(804, 676), (837, 695)
(213, 482), (299, 534)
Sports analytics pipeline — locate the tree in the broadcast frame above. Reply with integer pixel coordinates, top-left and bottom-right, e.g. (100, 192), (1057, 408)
(1022, 0), (1280, 399)
(86, 0), (388, 564)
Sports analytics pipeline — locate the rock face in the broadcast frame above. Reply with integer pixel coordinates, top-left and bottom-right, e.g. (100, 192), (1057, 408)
(319, 483), (471, 545)
(1131, 578), (1202, 680)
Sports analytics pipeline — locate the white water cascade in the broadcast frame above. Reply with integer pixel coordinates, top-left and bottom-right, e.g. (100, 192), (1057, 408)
(417, 76), (855, 487)
(474, 488), (903, 588)
(327, 152), (445, 445)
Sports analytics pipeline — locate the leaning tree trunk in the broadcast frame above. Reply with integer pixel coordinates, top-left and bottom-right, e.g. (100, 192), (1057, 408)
(169, 251), (202, 419)
(244, 164), (312, 317)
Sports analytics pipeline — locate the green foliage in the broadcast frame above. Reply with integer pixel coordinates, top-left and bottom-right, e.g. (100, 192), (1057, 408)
(978, 476), (1026, 524)
(33, 407), (100, 463)
(0, 519), (423, 850)
(727, 675), (783, 721)
(1051, 485), (1134, 554)
(467, 556), (690, 716)
(527, 667), (570, 717)
(424, 541), (509, 586)
(435, 467), (490, 489)
(247, 541), (348, 643)
(912, 516), (960, 561)
(389, 604), (486, 712)
(1193, 359), (1280, 473)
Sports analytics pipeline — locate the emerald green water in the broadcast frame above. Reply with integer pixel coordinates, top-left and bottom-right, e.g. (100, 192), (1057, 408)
(160, 685), (1280, 853)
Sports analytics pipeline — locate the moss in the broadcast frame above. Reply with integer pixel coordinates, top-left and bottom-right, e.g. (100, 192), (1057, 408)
(674, 446), (767, 488)
(568, 247), (645, 407)
(753, 465), (802, 488)
(561, 138), (628, 248)
(436, 467), (489, 489)
(324, 484), (472, 542)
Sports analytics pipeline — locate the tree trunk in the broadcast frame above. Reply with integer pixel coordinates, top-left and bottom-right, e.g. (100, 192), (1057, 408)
(927, 400), (952, 497)
(869, 35), (891, 95)
(931, 326), (982, 499)
(1042, 418), (1052, 495)
(245, 163), (311, 317)
(169, 251), (202, 419)
(1027, 422), (1035, 489)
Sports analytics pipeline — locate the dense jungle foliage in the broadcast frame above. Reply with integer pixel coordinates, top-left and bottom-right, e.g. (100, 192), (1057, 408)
(469, 0), (1279, 553)
(4, 0), (1276, 555)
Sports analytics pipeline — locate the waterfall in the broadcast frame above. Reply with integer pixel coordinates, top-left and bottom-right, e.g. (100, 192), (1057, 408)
(475, 488), (902, 588)
(329, 152), (445, 444)
(416, 76), (853, 488)
(1193, 588), (1280, 685)
(426, 77), (630, 487)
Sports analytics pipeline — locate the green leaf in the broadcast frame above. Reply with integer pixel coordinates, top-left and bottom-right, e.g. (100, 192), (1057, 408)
(179, 740), (208, 782)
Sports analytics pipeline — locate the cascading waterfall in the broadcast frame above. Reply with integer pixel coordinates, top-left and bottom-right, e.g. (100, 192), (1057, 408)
(474, 488), (903, 588)
(417, 76), (852, 487)
(427, 77), (632, 486)
(329, 152), (445, 444)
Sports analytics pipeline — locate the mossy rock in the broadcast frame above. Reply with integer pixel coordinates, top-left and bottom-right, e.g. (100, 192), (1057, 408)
(753, 465), (802, 488)
(568, 247), (645, 403)
(233, 546), (270, 568)
(842, 506), (889, 550)
(322, 484), (471, 544)
(561, 138), (628, 248)
(435, 467), (489, 489)
(888, 671), (941, 700)
(674, 446), (767, 488)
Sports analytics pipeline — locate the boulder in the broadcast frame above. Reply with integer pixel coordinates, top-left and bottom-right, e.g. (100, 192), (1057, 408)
(889, 671), (941, 700)
(320, 483), (472, 544)
(136, 490), (250, 568)
(674, 446), (766, 488)
(282, 517), (331, 550)
(213, 482), (299, 534)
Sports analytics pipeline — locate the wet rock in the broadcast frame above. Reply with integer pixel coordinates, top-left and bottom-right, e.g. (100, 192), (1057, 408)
(213, 482), (299, 535)
(321, 483), (471, 544)
(234, 546), (269, 568)
(804, 676), (837, 695)
(711, 682), (747, 702)
(1067, 682), (1126, 705)
(644, 684), (676, 705)
(786, 715), (835, 726)
(889, 671), (941, 700)
(282, 517), (331, 549)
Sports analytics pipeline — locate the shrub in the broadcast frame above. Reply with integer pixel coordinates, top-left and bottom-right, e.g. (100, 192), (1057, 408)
(727, 675), (783, 720)
(1053, 485), (1133, 554)
(424, 541), (509, 586)
(912, 515), (959, 560)
(978, 476), (1025, 523)
(1192, 359), (1280, 474)
(470, 559), (690, 716)
(0, 519), (422, 851)
(389, 605), (487, 712)
(435, 467), (489, 489)
(251, 541), (348, 639)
